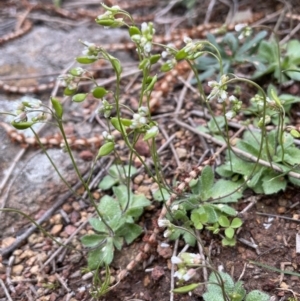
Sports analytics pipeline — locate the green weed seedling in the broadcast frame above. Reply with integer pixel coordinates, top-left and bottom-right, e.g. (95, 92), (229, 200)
(161, 166), (243, 247)
(252, 39), (300, 83)
(202, 271), (270, 301)
(81, 184), (150, 269)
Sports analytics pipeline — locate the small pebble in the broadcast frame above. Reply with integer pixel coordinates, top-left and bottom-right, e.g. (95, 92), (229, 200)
(277, 206), (286, 214)
(50, 224), (63, 235)
(176, 147), (187, 159)
(12, 264), (24, 275)
(1, 237), (16, 248)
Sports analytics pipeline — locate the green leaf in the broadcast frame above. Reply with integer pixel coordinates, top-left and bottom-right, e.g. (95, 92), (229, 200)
(97, 195), (122, 221)
(72, 93), (87, 102)
(92, 87), (108, 99)
(211, 179), (243, 203)
(144, 75), (157, 93)
(87, 248), (104, 270)
(100, 238), (114, 265)
(97, 142), (114, 157)
(116, 223), (143, 244)
(218, 215), (230, 227)
(231, 217), (243, 228)
(111, 58), (122, 76)
(86, 238), (114, 269)
(199, 166), (214, 201)
(261, 171), (287, 194)
(81, 234), (106, 248)
(238, 30), (267, 55)
(89, 217), (107, 233)
(126, 194), (151, 219)
(233, 281), (246, 301)
(214, 204), (237, 216)
(203, 204), (219, 223)
(50, 97), (63, 118)
(152, 188), (170, 202)
(98, 175), (118, 190)
(114, 185), (150, 219)
(191, 207), (208, 229)
(245, 290), (270, 301)
(222, 236), (236, 246)
(257, 40), (277, 62)
(247, 166), (264, 189)
(172, 283), (200, 294)
(225, 227), (235, 239)
(207, 271), (235, 293)
(98, 165), (137, 190)
(113, 236), (124, 250)
(203, 292), (223, 301)
(208, 116), (225, 133)
(182, 229), (196, 246)
(223, 32), (238, 53)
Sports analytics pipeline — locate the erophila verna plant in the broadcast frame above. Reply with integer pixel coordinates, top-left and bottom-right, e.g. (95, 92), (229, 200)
(3, 2), (300, 298)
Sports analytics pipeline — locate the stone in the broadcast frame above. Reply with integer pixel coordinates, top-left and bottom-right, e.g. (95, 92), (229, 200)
(176, 147), (187, 159)
(12, 264), (24, 275)
(50, 224), (63, 235)
(1, 236), (16, 248)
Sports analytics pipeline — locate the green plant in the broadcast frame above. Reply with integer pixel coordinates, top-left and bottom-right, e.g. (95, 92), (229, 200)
(98, 164), (137, 190)
(3, 3), (300, 299)
(245, 84), (300, 126)
(195, 29), (267, 81)
(170, 261), (270, 300)
(217, 129), (300, 195)
(203, 271), (270, 301)
(81, 184), (150, 269)
(252, 39), (300, 83)
(160, 166), (243, 247)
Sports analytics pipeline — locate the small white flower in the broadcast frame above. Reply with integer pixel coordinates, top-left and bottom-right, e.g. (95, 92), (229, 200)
(207, 80), (218, 88)
(111, 5), (120, 10)
(171, 204), (179, 211)
(158, 219), (171, 228)
(174, 268), (186, 280)
(102, 131), (108, 139)
(14, 112), (27, 123)
(141, 22), (148, 33)
(171, 256), (183, 264)
(143, 41), (152, 53)
(183, 36), (192, 44)
(183, 269), (196, 281)
(163, 229), (172, 238)
(161, 51), (168, 58)
(235, 23), (247, 32)
(138, 106), (149, 116)
(225, 110), (236, 120)
(229, 95), (237, 102)
(139, 116), (147, 125)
